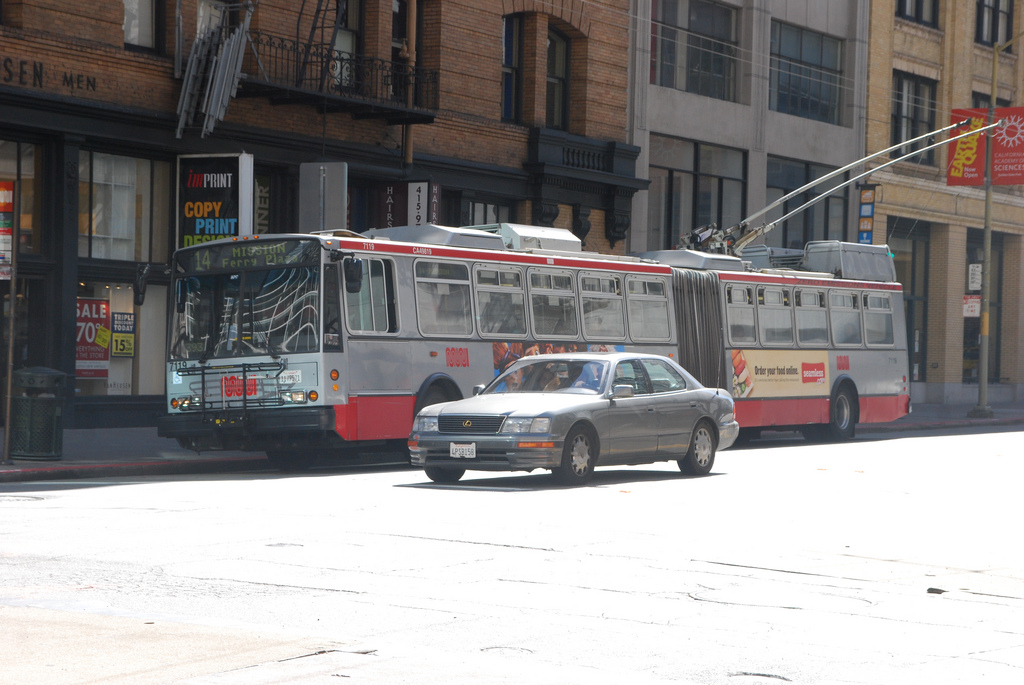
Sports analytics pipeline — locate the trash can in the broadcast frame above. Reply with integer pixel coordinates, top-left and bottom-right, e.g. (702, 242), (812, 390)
(9, 367), (67, 460)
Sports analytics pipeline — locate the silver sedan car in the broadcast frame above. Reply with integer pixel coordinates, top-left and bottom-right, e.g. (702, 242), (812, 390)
(408, 352), (738, 485)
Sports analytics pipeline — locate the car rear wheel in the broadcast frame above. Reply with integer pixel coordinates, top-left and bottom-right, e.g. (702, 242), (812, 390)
(424, 466), (465, 484)
(554, 425), (597, 486)
(678, 420), (716, 475)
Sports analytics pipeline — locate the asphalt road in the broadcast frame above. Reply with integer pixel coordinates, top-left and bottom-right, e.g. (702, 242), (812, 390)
(2, 428), (1022, 684)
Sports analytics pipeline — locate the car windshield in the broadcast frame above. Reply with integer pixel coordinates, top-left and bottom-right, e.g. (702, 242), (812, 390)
(486, 359), (609, 394)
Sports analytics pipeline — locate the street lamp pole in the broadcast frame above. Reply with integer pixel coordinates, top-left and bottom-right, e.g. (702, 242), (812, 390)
(970, 30), (1024, 418)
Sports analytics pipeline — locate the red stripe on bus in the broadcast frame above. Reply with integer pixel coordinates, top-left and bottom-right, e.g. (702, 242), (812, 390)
(334, 395), (418, 441)
(721, 272), (903, 291)
(858, 394), (912, 423)
(329, 237), (674, 275)
(735, 394), (911, 428)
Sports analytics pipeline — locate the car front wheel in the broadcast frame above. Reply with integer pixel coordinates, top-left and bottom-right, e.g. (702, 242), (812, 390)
(424, 466), (465, 484)
(554, 426), (597, 486)
(678, 420), (716, 475)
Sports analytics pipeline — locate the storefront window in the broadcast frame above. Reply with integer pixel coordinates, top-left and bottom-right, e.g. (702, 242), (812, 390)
(890, 218), (929, 382)
(0, 140), (44, 255)
(79, 152), (171, 262)
(76, 281), (166, 397)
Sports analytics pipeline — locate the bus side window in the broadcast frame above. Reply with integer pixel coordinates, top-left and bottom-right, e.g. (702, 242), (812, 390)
(726, 285), (756, 345)
(757, 286), (794, 345)
(345, 258), (398, 334)
(581, 274), (625, 340)
(795, 289), (828, 346)
(529, 269), (579, 338)
(626, 277), (671, 341)
(323, 263), (343, 351)
(475, 266), (527, 337)
(829, 290), (862, 346)
(864, 293), (894, 346)
(415, 260), (473, 336)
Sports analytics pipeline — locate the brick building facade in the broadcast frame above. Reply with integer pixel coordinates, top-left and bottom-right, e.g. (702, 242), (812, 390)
(0, 0), (643, 427)
(866, 0), (1024, 404)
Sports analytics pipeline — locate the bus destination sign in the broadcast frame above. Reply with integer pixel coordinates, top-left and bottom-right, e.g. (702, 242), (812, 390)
(183, 240), (319, 272)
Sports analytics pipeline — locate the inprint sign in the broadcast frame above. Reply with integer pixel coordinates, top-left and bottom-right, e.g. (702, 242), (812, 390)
(76, 298), (111, 378)
(177, 154), (253, 249)
(948, 108), (1024, 186)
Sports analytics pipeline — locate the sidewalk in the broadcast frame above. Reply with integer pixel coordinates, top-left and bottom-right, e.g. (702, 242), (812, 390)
(1, 402), (1022, 483)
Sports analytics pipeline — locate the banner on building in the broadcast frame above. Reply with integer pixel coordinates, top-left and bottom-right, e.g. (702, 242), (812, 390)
(947, 108), (1024, 186)
(76, 298), (111, 378)
(0, 180), (13, 280)
(177, 153), (254, 249)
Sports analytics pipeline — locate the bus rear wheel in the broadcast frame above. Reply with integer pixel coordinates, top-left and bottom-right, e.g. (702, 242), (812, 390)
(266, 451), (315, 472)
(827, 386), (857, 441)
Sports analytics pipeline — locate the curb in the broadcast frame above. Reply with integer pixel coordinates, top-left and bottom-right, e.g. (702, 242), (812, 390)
(858, 416), (1024, 434)
(0, 456), (269, 483)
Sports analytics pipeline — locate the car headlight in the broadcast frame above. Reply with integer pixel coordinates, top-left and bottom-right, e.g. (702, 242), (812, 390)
(720, 412), (735, 424)
(500, 417), (551, 434)
(413, 415), (438, 433)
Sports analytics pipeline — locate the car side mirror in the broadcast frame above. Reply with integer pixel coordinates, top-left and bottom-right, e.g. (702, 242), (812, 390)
(472, 384), (486, 395)
(611, 384), (634, 399)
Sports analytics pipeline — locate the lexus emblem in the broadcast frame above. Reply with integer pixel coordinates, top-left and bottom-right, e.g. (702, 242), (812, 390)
(463, 419), (472, 427)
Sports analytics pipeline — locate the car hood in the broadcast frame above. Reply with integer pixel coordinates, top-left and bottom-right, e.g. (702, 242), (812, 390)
(429, 392), (605, 417)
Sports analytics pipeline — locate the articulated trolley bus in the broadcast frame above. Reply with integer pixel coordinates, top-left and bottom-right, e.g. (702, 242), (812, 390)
(158, 224), (909, 468)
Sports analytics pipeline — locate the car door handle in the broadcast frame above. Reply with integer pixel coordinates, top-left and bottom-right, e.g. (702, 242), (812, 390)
(647, 407), (656, 412)
(690, 402), (698, 407)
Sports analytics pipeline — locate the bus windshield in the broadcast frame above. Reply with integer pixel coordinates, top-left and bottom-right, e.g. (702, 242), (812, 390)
(170, 266), (321, 361)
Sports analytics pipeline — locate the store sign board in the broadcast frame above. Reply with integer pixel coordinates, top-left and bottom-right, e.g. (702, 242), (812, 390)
(177, 153), (253, 250)
(963, 294), (981, 318)
(110, 312), (136, 358)
(948, 108), (1024, 186)
(0, 180), (12, 281)
(76, 298), (111, 378)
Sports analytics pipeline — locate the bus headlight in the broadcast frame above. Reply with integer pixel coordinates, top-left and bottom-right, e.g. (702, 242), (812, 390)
(413, 415), (438, 433)
(500, 417), (551, 434)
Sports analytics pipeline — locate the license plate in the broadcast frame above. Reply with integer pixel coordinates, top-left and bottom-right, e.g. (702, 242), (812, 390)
(450, 443), (476, 459)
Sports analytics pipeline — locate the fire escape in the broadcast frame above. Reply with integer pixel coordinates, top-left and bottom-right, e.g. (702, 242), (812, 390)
(176, 1), (439, 139)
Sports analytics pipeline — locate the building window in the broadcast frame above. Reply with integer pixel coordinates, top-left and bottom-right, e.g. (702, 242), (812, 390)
(769, 22), (843, 125)
(976, 0), (1013, 47)
(891, 71), (937, 165)
(502, 14), (523, 123)
(765, 157), (847, 250)
(546, 28), (569, 130)
(78, 152), (171, 262)
(896, 0), (939, 27)
(0, 140), (43, 255)
(650, 0), (737, 102)
(124, 0), (159, 50)
(647, 135), (746, 251)
(972, 91), (1012, 108)
(464, 199), (511, 226)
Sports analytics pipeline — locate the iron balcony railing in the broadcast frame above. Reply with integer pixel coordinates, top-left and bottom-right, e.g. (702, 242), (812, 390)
(242, 31), (439, 121)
